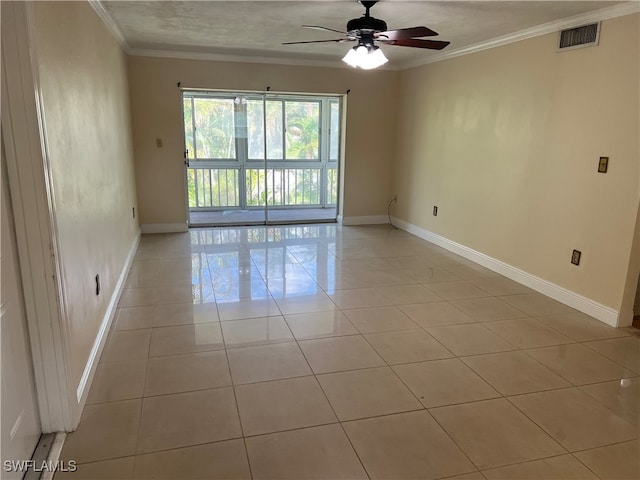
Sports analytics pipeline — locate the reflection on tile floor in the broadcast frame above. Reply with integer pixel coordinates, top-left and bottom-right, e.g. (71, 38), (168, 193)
(56, 224), (640, 480)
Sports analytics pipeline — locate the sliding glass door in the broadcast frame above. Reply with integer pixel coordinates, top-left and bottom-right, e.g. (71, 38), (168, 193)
(183, 91), (340, 226)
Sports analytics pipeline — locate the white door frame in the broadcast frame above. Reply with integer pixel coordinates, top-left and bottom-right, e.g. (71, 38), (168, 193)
(1, 2), (75, 433)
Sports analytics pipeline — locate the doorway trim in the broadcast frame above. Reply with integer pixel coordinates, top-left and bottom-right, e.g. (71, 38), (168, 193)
(1, 2), (75, 432)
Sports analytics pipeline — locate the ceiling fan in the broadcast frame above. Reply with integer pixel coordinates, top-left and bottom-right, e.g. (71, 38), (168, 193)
(283, 1), (450, 69)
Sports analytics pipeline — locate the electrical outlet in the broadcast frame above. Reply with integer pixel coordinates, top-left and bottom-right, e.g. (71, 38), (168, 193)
(433, 206), (438, 216)
(393, 195), (397, 202)
(156, 138), (163, 148)
(571, 249), (581, 266)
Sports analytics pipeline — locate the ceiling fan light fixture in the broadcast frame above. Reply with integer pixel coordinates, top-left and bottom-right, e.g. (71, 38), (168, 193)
(342, 45), (366, 68)
(341, 44), (387, 69)
(359, 46), (388, 69)
(286, 1), (449, 69)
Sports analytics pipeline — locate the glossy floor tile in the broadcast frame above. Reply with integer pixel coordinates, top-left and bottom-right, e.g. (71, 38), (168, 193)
(536, 312), (630, 342)
(580, 377), (639, 427)
(483, 317), (574, 348)
(134, 440), (251, 479)
(461, 350), (570, 395)
(284, 309), (358, 339)
(245, 424), (368, 479)
(482, 454), (598, 480)
(235, 376), (337, 436)
(342, 305), (419, 333)
(584, 336), (640, 373)
(448, 297), (527, 321)
(58, 224), (638, 479)
(298, 334), (385, 373)
(400, 301), (474, 327)
(426, 323), (516, 356)
(317, 366), (422, 420)
(526, 343), (635, 385)
(86, 359), (147, 404)
(227, 342), (312, 384)
(61, 400), (141, 464)
(221, 315), (294, 348)
(144, 350), (231, 396)
(343, 411), (476, 480)
(573, 440), (640, 480)
(393, 358), (500, 407)
(149, 322), (224, 357)
(137, 387), (242, 453)
(431, 398), (565, 469)
(101, 329), (152, 363)
(509, 387), (638, 451)
(364, 328), (453, 364)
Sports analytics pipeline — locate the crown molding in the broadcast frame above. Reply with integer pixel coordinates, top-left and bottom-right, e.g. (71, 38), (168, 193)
(399, 1), (640, 70)
(126, 47), (400, 71)
(88, 0), (130, 52)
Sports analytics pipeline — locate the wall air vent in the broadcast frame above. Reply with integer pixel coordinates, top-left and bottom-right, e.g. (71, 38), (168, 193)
(558, 22), (600, 51)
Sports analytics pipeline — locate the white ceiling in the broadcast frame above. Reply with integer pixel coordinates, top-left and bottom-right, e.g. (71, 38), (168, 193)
(102, 1), (626, 68)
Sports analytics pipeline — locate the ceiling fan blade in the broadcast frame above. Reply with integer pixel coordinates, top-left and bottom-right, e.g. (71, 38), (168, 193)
(383, 38), (450, 50)
(282, 39), (350, 45)
(376, 26), (438, 40)
(303, 25), (348, 35)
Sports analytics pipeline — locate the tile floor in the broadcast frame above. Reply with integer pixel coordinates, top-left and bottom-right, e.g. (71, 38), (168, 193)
(57, 224), (640, 480)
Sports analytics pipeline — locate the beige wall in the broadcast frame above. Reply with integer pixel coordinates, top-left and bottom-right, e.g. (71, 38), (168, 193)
(31, 1), (139, 389)
(393, 14), (639, 316)
(127, 56), (399, 225)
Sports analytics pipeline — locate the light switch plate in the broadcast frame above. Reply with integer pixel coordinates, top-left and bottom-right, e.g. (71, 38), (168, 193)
(571, 249), (581, 266)
(598, 156), (608, 173)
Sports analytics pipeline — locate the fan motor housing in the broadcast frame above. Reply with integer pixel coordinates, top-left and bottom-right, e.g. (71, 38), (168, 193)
(347, 16), (387, 33)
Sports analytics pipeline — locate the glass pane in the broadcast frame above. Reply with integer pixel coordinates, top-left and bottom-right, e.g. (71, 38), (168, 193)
(267, 101), (283, 160)
(183, 98), (195, 159)
(193, 98), (236, 159)
(247, 99), (264, 160)
(329, 101), (339, 161)
(285, 101), (319, 160)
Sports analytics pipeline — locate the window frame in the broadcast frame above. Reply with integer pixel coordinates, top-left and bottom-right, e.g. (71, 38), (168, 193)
(182, 90), (342, 211)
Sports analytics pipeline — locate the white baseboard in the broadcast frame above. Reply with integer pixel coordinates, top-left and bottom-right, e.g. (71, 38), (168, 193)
(341, 215), (389, 226)
(75, 230), (141, 412)
(140, 222), (189, 234)
(392, 217), (620, 327)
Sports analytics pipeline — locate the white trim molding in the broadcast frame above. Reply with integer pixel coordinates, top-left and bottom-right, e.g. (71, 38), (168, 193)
(340, 215), (389, 226)
(400, 1), (640, 69)
(141, 222), (189, 234)
(2, 2), (75, 433)
(75, 231), (140, 408)
(127, 48), (355, 70)
(88, 0), (130, 52)
(392, 217), (620, 327)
